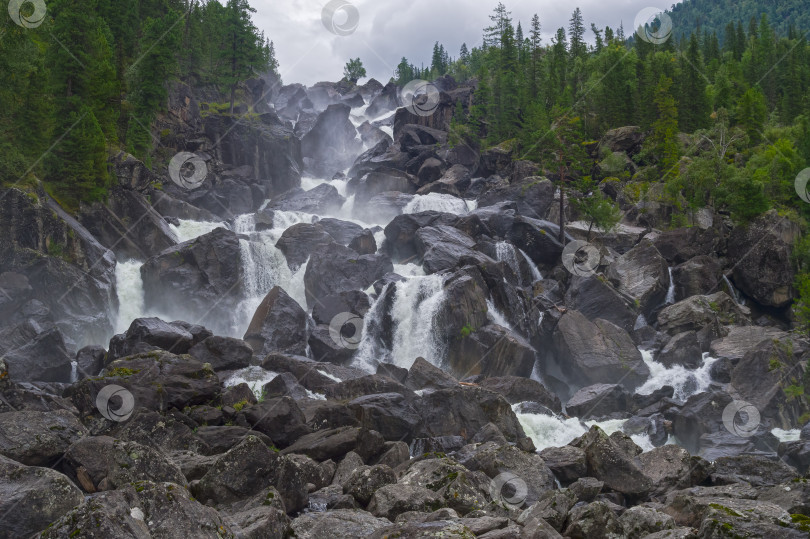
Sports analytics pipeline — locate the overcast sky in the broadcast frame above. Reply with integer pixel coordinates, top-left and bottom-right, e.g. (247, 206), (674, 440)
(253, 0), (679, 86)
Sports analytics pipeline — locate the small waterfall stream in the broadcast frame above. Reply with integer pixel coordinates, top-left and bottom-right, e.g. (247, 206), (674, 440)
(665, 267), (676, 304)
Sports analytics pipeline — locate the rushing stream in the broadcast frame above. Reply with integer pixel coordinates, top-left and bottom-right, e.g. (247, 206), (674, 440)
(109, 101), (797, 453)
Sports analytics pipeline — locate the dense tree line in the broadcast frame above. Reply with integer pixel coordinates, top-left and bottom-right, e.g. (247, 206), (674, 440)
(0, 0), (276, 208)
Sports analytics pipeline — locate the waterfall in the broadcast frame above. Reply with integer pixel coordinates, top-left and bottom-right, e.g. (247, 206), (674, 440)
(519, 248), (543, 282)
(665, 267), (676, 304)
(495, 241), (522, 285)
(403, 193), (473, 215)
(486, 299), (513, 330)
(634, 314), (648, 330)
(390, 274), (447, 368)
(170, 220), (225, 243)
(233, 214), (296, 329)
(115, 260), (146, 334)
(514, 405), (656, 452)
(354, 274), (447, 371)
(722, 275), (742, 305)
(636, 349), (718, 401)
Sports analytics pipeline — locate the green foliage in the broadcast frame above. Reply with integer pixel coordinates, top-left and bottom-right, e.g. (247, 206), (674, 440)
(569, 177), (622, 239)
(343, 58), (366, 84)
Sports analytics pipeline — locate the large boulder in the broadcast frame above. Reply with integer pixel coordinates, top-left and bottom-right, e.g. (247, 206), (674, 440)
(354, 169), (419, 204)
(383, 211), (459, 262)
(266, 183), (345, 214)
(415, 225), (491, 274)
(303, 243), (392, 308)
(0, 409), (87, 466)
(599, 126), (644, 156)
(479, 376), (561, 413)
(107, 317), (205, 360)
(653, 226), (721, 265)
(566, 384), (630, 420)
(239, 396), (310, 448)
(0, 316), (73, 382)
(275, 222), (335, 270)
(729, 337), (810, 428)
(79, 186), (177, 260)
(415, 386), (526, 443)
(447, 324), (536, 379)
(189, 335), (253, 371)
(570, 426), (652, 498)
(671, 255), (723, 300)
(63, 435), (186, 491)
(66, 350), (221, 416)
(606, 240), (669, 315)
(0, 189), (117, 347)
(564, 274), (637, 332)
(202, 112), (302, 199)
(728, 210), (800, 308)
(552, 311), (649, 391)
(301, 104), (362, 175)
(140, 227), (242, 336)
(0, 454), (84, 538)
(657, 292), (750, 336)
(243, 286), (309, 357)
(477, 176), (555, 219)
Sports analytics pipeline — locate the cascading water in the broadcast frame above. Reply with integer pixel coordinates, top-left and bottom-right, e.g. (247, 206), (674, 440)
(115, 260), (146, 333)
(486, 299), (513, 330)
(170, 220), (225, 243)
(636, 349), (718, 401)
(389, 274), (447, 368)
(495, 241), (522, 285)
(403, 193), (475, 215)
(722, 275), (743, 305)
(520, 249), (543, 282)
(665, 267), (676, 304)
(354, 273), (447, 371)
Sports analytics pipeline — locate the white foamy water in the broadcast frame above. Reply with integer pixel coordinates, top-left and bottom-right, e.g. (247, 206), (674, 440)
(354, 274), (447, 371)
(115, 260), (146, 333)
(520, 249), (543, 282)
(496, 241), (521, 284)
(636, 350), (718, 401)
(393, 263), (425, 277)
(300, 176), (329, 191)
(772, 428), (801, 442)
(224, 366), (278, 399)
(665, 267), (676, 304)
(515, 405), (656, 452)
(170, 219), (225, 243)
(403, 193), (475, 215)
(486, 299), (513, 330)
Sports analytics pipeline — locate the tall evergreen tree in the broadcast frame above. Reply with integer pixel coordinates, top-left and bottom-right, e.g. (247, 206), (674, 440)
(218, 0), (269, 113)
(678, 33), (710, 132)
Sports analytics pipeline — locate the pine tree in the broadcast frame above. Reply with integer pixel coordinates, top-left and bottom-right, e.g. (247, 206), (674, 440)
(649, 76), (680, 176)
(678, 33), (710, 132)
(343, 58), (366, 83)
(528, 14), (542, 99)
(736, 87), (767, 144)
(568, 8), (586, 60)
(484, 3), (511, 48)
(218, 0), (270, 113)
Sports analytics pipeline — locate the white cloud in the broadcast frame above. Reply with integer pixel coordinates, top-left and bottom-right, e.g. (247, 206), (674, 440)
(253, 0), (677, 86)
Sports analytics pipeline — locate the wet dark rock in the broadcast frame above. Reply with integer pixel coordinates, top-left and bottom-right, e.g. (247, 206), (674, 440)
(243, 286), (309, 357)
(239, 396), (310, 448)
(448, 324), (536, 379)
(349, 392), (420, 442)
(0, 453), (84, 538)
(266, 183), (345, 214)
(566, 384), (630, 420)
(108, 317), (200, 360)
(606, 240), (669, 315)
(478, 376), (562, 413)
(416, 386), (525, 443)
(653, 226), (721, 265)
(304, 243), (392, 308)
(539, 446), (587, 485)
(75, 345), (106, 378)
(478, 176), (554, 220)
(141, 227), (242, 335)
(276, 222), (335, 270)
(405, 357), (458, 391)
(672, 255), (723, 300)
(0, 409), (87, 466)
(193, 435), (279, 505)
(63, 435), (186, 491)
(189, 335), (253, 371)
(301, 104), (363, 175)
(563, 274), (637, 333)
(281, 426), (384, 462)
(290, 508), (390, 538)
(552, 311), (649, 391)
(728, 210), (799, 308)
(570, 426), (653, 498)
(657, 292), (750, 336)
(367, 484), (444, 520)
(657, 331), (702, 368)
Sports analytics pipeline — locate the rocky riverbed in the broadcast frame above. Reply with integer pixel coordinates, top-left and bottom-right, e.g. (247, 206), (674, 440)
(1, 76), (810, 538)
